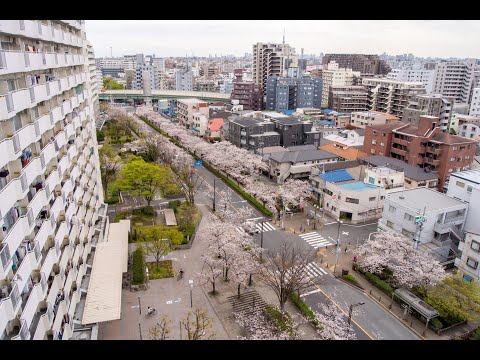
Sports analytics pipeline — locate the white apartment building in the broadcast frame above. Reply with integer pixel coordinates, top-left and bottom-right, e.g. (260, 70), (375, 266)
(386, 68), (435, 93)
(252, 42), (298, 95)
(321, 61), (361, 108)
(458, 122), (480, 141)
(447, 170), (480, 280)
(433, 59), (475, 104)
(350, 110), (399, 129)
(364, 166), (404, 194)
(0, 20), (106, 340)
(176, 98), (208, 128)
(379, 188), (467, 263)
(191, 113), (208, 136)
(175, 66), (193, 91)
(362, 78), (426, 119)
(469, 88), (480, 117)
(96, 58), (123, 70)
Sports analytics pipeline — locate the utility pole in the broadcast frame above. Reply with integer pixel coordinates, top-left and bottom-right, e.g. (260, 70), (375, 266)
(333, 220), (343, 274)
(347, 302), (365, 336)
(213, 178), (216, 212)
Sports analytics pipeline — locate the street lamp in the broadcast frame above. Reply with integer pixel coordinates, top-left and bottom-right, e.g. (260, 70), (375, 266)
(212, 177), (216, 212)
(313, 204), (319, 230)
(347, 302), (365, 335)
(333, 220), (343, 274)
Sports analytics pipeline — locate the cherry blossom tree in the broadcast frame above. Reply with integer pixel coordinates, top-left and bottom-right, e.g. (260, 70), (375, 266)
(148, 315), (171, 340)
(356, 231), (447, 289)
(258, 241), (317, 311)
(314, 302), (357, 340)
(234, 306), (304, 340)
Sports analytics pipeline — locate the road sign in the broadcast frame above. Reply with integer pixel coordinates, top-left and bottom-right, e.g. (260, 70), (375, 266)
(194, 160), (203, 167)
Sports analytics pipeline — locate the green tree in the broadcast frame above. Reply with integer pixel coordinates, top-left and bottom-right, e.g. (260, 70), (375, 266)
(139, 227), (172, 270)
(180, 307), (215, 340)
(103, 77), (125, 90)
(99, 144), (121, 200)
(116, 156), (170, 206)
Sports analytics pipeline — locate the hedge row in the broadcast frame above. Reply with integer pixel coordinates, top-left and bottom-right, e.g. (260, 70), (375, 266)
(264, 305), (294, 334)
(131, 247), (145, 285)
(342, 274), (360, 287)
(138, 114), (272, 217)
(290, 292), (320, 328)
(362, 271), (394, 296)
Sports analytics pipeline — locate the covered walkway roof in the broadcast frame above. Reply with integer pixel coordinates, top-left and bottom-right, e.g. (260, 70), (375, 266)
(82, 220), (130, 325)
(393, 288), (439, 321)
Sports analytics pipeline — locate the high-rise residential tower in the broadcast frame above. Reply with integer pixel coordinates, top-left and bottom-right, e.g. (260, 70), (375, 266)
(0, 20), (105, 340)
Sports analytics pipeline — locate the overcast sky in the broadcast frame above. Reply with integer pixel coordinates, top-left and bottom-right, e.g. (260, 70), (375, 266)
(86, 20), (480, 59)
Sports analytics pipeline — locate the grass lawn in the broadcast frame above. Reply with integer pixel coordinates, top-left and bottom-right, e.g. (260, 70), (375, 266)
(147, 260), (174, 280)
(106, 181), (120, 204)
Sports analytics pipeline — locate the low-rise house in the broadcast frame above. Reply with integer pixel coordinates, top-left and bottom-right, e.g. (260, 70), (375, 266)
(363, 166), (404, 193)
(379, 188), (468, 265)
(205, 118), (224, 142)
(191, 112), (208, 136)
(319, 142), (368, 161)
(360, 155), (439, 189)
(350, 110), (399, 129)
(267, 148), (338, 183)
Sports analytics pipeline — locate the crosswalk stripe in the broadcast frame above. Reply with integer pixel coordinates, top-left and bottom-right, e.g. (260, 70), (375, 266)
(308, 240), (331, 247)
(305, 237), (326, 243)
(254, 222), (275, 232)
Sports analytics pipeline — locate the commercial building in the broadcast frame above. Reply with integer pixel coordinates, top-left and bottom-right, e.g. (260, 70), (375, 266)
(176, 98), (208, 129)
(350, 111), (399, 129)
(386, 68), (435, 93)
(363, 116), (478, 191)
(321, 62), (361, 108)
(327, 85), (369, 113)
(402, 94), (454, 132)
(433, 59), (475, 104)
(447, 170), (480, 281)
(252, 42), (298, 95)
(266, 76), (322, 111)
(310, 168), (386, 223)
(362, 78), (426, 119)
(230, 69), (262, 111)
(322, 54), (391, 75)
(378, 188), (468, 264)
(0, 20), (106, 340)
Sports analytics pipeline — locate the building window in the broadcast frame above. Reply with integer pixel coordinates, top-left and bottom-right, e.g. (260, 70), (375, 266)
(467, 185), (473, 193)
(404, 213), (414, 222)
(466, 257), (479, 269)
(380, 142), (384, 146)
(401, 228), (414, 238)
(387, 220), (394, 228)
(471, 240), (480, 252)
(389, 205), (396, 213)
(369, 196), (376, 201)
(450, 157), (455, 161)
(372, 140), (377, 145)
(345, 197), (359, 204)
(456, 181), (465, 188)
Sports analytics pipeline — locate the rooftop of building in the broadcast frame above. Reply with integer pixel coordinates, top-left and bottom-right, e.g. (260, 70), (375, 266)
(208, 118), (224, 131)
(346, 128), (366, 136)
(229, 117), (266, 127)
(457, 114), (480, 120)
(250, 131), (280, 137)
(337, 181), (380, 192)
(449, 169), (480, 185)
(386, 187), (467, 212)
(352, 111), (399, 120)
(324, 134), (363, 147)
(261, 111), (291, 119)
(430, 131), (478, 145)
(367, 121), (406, 131)
(269, 149), (337, 163)
(272, 117), (309, 125)
(361, 155), (438, 181)
(368, 166), (402, 175)
(319, 143), (368, 161)
(319, 169), (354, 183)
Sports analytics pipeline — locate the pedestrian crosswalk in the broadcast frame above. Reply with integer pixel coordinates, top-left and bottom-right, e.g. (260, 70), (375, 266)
(299, 232), (335, 249)
(286, 262), (329, 283)
(236, 222), (276, 235)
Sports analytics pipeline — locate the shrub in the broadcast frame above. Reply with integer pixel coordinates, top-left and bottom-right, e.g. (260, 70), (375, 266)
(429, 317), (443, 330)
(141, 206), (155, 216)
(342, 274), (360, 286)
(290, 292), (320, 328)
(363, 271), (394, 296)
(96, 128), (105, 142)
(114, 211), (127, 223)
(168, 200), (181, 212)
(131, 247), (145, 285)
(264, 305), (295, 334)
(469, 326), (480, 340)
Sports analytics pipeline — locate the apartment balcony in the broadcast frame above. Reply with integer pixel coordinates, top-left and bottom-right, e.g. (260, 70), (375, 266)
(0, 20), (83, 48)
(393, 138), (409, 147)
(0, 49), (85, 77)
(426, 147), (442, 155)
(425, 157), (441, 167)
(0, 282), (21, 337)
(19, 272), (48, 335)
(390, 147), (407, 157)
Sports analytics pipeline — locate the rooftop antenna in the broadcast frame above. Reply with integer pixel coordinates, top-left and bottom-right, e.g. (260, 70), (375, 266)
(283, 28), (285, 45)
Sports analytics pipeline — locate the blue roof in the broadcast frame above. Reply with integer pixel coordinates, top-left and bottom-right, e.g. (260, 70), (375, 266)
(282, 110), (295, 115)
(337, 182), (380, 191)
(319, 170), (354, 183)
(319, 120), (335, 126)
(323, 109), (334, 114)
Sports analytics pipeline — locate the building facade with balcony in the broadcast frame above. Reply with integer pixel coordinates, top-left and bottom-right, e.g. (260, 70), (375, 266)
(362, 78), (426, 119)
(0, 20), (106, 340)
(433, 59), (475, 104)
(265, 76), (322, 111)
(228, 116), (280, 151)
(176, 98), (208, 129)
(363, 116), (478, 191)
(327, 85), (369, 114)
(378, 188), (468, 264)
(230, 69), (262, 111)
(322, 54), (391, 75)
(402, 94), (454, 132)
(350, 110), (399, 129)
(321, 62), (361, 108)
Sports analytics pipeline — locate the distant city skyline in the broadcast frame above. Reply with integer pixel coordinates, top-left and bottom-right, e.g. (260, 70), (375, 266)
(86, 20), (480, 59)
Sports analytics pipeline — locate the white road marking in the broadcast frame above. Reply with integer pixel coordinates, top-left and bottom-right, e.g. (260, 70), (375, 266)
(166, 300), (173, 304)
(299, 232), (335, 249)
(300, 288), (323, 298)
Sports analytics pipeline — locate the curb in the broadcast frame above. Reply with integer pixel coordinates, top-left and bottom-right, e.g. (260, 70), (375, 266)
(333, 274), (426, 340)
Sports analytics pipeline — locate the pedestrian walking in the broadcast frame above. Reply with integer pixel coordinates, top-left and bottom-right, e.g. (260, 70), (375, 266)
(306, 218), (310, 227)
